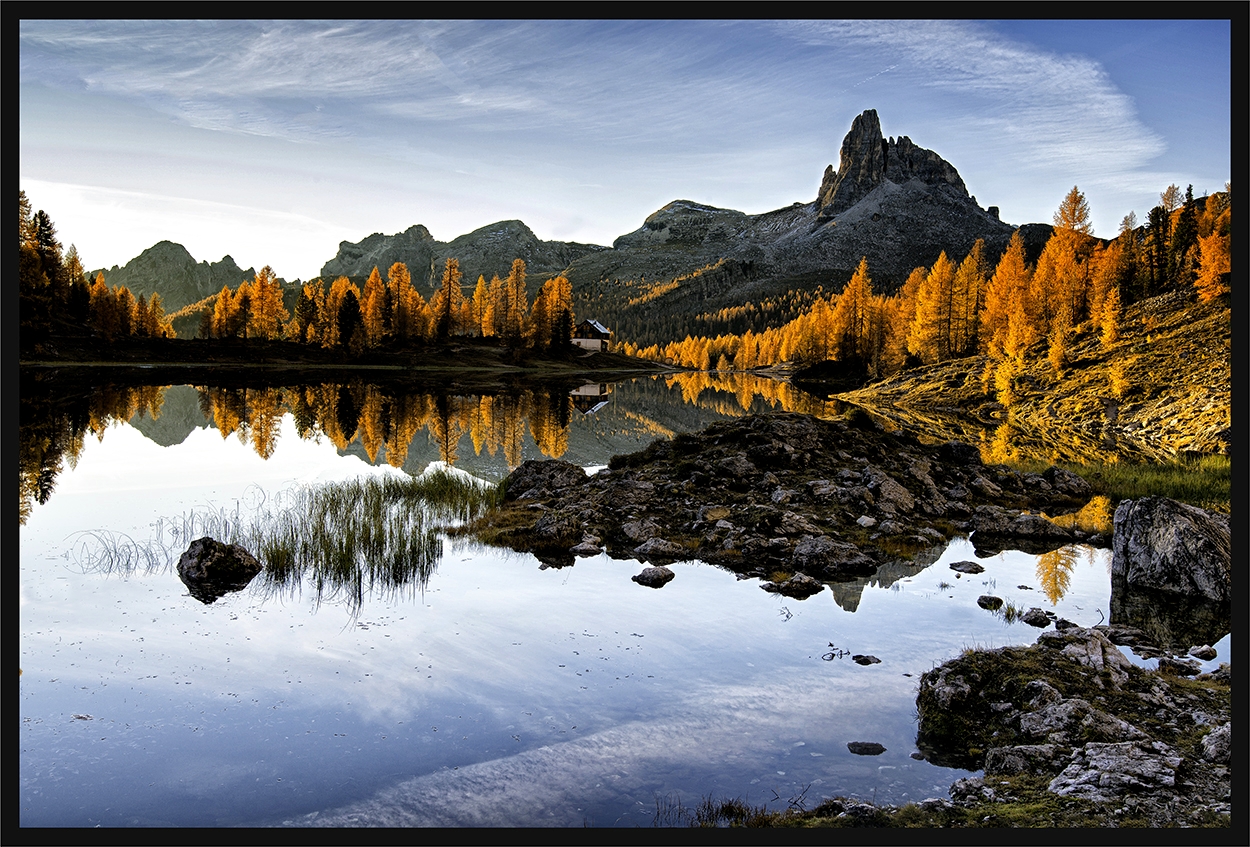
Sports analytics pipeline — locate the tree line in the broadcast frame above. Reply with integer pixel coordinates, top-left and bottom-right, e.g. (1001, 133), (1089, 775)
(20, 191), (175, 348)
(199, 257), (576, 353)
(19, 191), (577, 355)
(621, 184), (1231, 385)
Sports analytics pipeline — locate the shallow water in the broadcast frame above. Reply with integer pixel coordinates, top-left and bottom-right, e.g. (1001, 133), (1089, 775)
(19, 378), (1228, 827)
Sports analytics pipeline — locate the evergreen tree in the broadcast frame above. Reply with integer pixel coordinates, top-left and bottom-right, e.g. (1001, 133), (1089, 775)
(950, 240), (988, 356)
(292, 283), (320, 343)
(471, 275), (490, 337)
(1169, 185), (1200, 287)
(336, 288), (364, 351)
(432, 258), (463, 343)
(1053, 186), (1093, 234)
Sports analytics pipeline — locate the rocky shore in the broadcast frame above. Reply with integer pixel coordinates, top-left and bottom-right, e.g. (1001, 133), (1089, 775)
(484, 410), (1100, 585)
(479, 409), (1231, 828)
(910, 626), (1231, 828)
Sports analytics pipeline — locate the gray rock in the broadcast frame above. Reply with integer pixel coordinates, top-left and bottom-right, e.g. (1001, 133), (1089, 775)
(846, 741), (886, 755)
(1007, 512), (1074, 540)
(1188, 644), (1218, 661)
(1111, 497), (1231, 604)
(631, 566), (675, 588)
(949, 777), (997, 804)
(622, 520), (661, 542)
(852, 654), (881, 665)
(1048, 740), (1182, 801)
(1019, 698), (1146, 745)
(863, 466), (915, 513)
(970, 475), (1002, 496)
(570, 541), (602, 556)
(817, 109), (968, 217)
(790, 534), (875, 578)
(1022, 679), (1063, 707)
(503, 459), (587, 502)
(176, 537), (263, 604)
(977, 595), (1003, 611)
(778, 511), (822, 536)
(1037, 627), (1133, 687)
(985, 744), (1062, 776)
(715, 454), (757, 478)
(1021, 607), (1052, 627)
(533, 510), (581, 542)
(1201, 723), (1230, 763)
(1156, 656), (1201, 677)
(949, 560), (985, 574)
(1042, 466), (1093, 498)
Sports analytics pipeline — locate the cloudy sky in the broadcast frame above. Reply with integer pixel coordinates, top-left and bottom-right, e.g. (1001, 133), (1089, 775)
(20, 19), (1232, 281)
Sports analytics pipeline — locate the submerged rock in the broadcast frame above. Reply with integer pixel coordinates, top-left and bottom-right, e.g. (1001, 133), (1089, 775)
(847, 741), (886, 756)
(761, 572), (824, 599)
(1021, 607), (1052, 628)
(177, 537), (262, 604)
(631, 566), (675, 588)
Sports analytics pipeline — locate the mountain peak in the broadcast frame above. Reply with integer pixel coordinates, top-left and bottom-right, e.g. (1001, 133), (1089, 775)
(817, 109), (968, 217)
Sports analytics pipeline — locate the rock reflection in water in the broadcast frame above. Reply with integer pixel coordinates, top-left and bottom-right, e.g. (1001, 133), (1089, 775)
(1109, 578), (1230, 654)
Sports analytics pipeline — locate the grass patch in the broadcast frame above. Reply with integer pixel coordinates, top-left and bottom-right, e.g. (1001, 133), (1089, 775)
(1005, 455), (1229, 512)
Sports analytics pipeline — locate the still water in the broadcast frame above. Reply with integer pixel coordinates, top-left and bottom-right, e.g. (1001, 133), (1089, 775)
(19, 374), (1226, 827)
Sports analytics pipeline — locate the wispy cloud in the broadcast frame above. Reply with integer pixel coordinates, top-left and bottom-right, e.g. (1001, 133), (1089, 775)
(775, 20), (1166, 174)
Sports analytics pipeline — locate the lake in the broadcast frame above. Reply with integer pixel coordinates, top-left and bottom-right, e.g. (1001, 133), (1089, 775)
(18, 372), (1229, 827)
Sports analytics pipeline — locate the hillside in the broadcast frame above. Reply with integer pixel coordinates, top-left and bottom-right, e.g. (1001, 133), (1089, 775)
(835, 289), (1231, 464)
(89, 241), (272, 314)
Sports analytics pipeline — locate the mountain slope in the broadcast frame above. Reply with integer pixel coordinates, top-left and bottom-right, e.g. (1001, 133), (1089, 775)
(90, 241), (264, 313)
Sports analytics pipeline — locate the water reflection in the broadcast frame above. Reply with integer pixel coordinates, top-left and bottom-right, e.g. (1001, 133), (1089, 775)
(72, 470), (496, 613)
(18, 373), (165, 523)
(20, 371), (847, 520)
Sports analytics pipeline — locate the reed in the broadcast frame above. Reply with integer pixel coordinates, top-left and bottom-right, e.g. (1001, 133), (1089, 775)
(72, 469), (499, 612)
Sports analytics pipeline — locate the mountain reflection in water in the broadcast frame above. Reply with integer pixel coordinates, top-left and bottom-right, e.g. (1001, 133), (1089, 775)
(19, 372), (849, 522)
(20, 371), (1230, 828)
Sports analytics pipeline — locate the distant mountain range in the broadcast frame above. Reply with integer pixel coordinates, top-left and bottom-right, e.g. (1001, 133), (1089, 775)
(97, 109), (1040, 337)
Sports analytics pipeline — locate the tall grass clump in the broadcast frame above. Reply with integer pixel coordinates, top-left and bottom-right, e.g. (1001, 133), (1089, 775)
(72, 469), (500, 611)
(243, 469), (498, 608)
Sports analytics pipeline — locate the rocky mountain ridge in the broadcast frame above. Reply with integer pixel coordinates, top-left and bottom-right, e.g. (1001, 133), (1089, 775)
(90, 241), (270, 314)
(100, 109), (1019, 333)
(319, 219), (607, 295)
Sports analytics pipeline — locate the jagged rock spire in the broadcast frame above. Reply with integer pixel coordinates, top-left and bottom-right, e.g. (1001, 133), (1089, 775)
(818, 109), (968, 218)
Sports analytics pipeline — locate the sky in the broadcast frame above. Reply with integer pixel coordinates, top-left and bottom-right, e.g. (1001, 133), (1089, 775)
(20, 19), (1233, 282)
